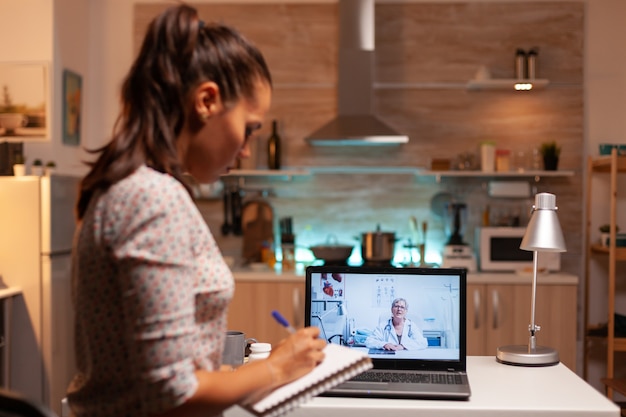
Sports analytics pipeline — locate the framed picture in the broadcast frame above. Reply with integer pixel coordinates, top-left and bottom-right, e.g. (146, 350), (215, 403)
(0, 62), (49, 141)
(62, 69), (82, 146)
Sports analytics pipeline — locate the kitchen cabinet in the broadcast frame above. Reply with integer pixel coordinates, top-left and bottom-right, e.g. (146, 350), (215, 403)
(228, 273), (304, 347)
(583, 148), (626, 399)
(466, 276), (577, 371)
(231, 272), (577, 370)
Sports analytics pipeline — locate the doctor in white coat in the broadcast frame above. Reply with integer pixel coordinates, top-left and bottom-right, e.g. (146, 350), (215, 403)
(365, 298), (429, 351)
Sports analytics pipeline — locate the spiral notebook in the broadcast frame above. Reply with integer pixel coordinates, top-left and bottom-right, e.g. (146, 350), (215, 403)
(240, 343), (372, 417)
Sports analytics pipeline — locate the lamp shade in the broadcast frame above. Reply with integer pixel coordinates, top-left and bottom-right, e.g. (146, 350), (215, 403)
(520, 193), (566, 253)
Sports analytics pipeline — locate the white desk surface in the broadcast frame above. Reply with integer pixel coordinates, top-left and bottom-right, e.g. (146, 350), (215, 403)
(225, 356), (620, 417)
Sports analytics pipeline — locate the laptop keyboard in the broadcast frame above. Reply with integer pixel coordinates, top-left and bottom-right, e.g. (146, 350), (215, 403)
(352, 371), (463, 385)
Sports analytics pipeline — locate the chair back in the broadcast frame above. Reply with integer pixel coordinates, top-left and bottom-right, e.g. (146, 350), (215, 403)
(0, 389), (58, 417)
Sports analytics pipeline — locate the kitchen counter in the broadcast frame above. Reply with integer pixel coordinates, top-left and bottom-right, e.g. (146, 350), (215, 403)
(232, 269), (579, 285)
(225, 356), (618, 417)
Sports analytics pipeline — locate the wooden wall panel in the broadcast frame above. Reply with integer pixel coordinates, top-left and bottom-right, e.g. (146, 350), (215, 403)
(375, 2), (584, 83)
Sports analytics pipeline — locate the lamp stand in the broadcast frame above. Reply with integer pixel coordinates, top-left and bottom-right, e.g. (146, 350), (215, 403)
(496, 251), (559, 366)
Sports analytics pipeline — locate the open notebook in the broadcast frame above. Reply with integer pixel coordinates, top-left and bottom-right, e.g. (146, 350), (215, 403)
(305, 265), (471, 400)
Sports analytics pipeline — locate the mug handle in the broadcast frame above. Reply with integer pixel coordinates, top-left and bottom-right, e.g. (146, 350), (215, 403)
(245, 338), (258, 346)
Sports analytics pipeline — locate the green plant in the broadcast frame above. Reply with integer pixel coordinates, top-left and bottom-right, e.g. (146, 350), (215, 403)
(599, 224), (620, 233)
(539, 141), (562, 158)
(13, 154), (25, 164)
(46, 161), (56, 168)
(33, 159), (43, 166)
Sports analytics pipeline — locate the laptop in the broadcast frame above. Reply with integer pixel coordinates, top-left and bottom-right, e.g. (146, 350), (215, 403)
(305, 265), (471, 400)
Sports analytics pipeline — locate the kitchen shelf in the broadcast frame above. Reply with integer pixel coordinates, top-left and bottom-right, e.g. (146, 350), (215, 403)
(421, 169), (575, 183)
(590, 244), (626, 260)
(309, 166), (422, 175)
(583, 148), (626, 401)
(223, 168), (310, 179)
(466, 78), (550, 91)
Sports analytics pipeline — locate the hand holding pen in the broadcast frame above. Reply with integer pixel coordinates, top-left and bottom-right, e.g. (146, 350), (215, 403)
(271, 310), (297, 333)
(269, 309), (326, 365)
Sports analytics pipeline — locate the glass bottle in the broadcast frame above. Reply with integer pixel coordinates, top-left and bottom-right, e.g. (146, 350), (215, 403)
(267, 119), (281, 170)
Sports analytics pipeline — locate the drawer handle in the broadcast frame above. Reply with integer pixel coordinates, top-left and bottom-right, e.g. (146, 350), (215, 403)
(473, 289), (481, 329)
(492, 290), (500, 329)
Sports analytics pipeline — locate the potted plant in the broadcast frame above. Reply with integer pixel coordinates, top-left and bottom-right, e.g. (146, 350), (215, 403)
(31, 158), (43, 176)
(45, 160), (57, 176)
(539, 141), (561, 171)
(599, 224), (620, 246)
(12, 153), (26, 176)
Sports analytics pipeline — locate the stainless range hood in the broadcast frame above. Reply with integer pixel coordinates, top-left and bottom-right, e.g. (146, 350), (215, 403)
(305, 0), (409, 146)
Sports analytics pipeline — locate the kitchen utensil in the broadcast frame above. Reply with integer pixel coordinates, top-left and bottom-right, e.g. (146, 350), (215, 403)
(359, 224), (396, 263)
(309, 235), (354, 263)
(241, 199), (274, 263)
(430, 191), (453, 218)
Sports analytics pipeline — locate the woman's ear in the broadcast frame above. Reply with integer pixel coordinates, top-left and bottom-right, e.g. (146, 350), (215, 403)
(194, 81), (220, 121)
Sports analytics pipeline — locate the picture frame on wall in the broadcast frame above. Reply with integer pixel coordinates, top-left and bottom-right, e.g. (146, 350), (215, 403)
(0, 62), (49, 142)
(62, 69), (82, 146)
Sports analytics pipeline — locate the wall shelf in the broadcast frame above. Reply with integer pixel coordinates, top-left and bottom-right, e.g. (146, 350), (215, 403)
(222, 167), (575, 181)
(466, 79), (550, 91)
(421, 169), (575, 183)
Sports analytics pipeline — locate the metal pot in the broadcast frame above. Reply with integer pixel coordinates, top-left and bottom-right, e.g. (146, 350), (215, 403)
(359, 226), (396, 262)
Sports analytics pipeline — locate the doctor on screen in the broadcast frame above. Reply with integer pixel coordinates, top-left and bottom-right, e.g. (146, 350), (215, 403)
(365, 297), (429, 351)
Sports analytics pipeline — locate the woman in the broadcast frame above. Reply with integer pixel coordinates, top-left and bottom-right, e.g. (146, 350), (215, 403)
(67, 4), (325, 417)
(365, 298), (428, 351)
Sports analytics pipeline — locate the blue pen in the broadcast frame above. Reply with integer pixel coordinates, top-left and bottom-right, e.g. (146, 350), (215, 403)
(272, 310), (296, 333)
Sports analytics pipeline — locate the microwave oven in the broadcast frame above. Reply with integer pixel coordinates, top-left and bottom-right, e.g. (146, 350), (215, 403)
(476, 227), (561, 272)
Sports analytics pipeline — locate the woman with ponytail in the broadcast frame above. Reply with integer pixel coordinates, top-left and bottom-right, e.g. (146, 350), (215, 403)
(67, 5), (325, 417)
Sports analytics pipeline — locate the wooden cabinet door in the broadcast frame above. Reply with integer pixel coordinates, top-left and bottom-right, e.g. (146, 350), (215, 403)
(466, 284), (486, 356)
(532, 284), (577, 370)
(486, 284), (527, 351)
(228, 281), (305, 347)
(465, 283), (577, 371)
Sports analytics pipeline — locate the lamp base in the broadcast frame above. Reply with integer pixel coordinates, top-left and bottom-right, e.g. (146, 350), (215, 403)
(496, 345), (559, 367)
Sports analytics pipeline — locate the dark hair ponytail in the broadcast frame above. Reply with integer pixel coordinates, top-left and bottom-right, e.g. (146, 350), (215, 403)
(76, 4), (271, 219)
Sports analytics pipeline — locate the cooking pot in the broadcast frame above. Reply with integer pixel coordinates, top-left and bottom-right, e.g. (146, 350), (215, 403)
(309, 235), (354, 263)
(359, 225), (396, 262)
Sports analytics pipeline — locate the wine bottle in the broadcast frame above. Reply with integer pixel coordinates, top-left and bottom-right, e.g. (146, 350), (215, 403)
(267, 119), (281, 170)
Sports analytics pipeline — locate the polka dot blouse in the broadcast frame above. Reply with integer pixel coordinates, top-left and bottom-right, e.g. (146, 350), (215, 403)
(67, 166), (234, 417)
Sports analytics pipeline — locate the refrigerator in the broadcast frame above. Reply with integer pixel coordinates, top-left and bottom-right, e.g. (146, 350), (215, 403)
(0, 174), (79, 415)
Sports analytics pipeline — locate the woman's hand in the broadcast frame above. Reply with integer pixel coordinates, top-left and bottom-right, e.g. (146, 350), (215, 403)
(265, 326), (326, 388)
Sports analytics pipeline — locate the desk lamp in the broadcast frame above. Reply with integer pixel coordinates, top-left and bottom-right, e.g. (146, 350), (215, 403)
(496, 193), (566, 366)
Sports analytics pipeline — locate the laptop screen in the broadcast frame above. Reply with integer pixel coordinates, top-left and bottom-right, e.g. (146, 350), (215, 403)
(305, 266), (467, 371)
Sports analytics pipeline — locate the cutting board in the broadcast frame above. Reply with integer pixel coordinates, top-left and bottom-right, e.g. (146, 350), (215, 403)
(241, 199), (274, 263)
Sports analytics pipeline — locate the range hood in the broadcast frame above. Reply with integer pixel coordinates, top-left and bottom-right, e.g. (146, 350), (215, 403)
(305, 0), (409, 146)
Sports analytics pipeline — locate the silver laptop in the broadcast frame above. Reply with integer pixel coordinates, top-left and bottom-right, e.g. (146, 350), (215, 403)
(305, 266), (471, 400)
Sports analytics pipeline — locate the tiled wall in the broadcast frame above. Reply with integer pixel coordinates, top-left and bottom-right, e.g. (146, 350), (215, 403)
(136, 2), (584, 275)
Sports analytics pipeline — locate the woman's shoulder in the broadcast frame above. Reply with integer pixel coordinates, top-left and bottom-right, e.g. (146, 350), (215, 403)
(100, 166), (195, 221)
(104, 166), (189, 206)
